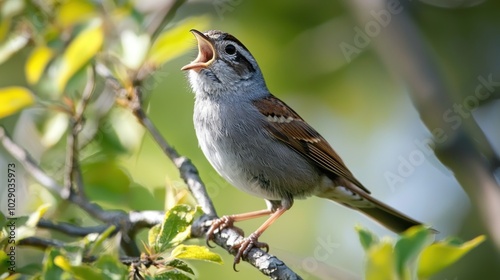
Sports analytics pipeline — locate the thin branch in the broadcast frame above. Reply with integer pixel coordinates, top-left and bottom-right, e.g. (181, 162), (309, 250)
(0, 126), (63, 195)
(62, 68), (139, 255)
(129, 210), (165, 231)
(37, 219), (111, 237)
(131, 99), (217, 217)
(18, 236), (65, 249)
(64, 67), (96, 197)
(18, 236), (153, 269)
(75, 66), (96, 122)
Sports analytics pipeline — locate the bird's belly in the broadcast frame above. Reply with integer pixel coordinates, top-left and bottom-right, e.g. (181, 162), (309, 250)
(196, 121), (321, 200)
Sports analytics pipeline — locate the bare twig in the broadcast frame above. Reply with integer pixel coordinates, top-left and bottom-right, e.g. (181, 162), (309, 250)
(63, 67), (96, 197)
(130, 97), (217, 217)
(37, 219), (111, 237)
(0, 126), (63, 195)
(19, 236), (65, 249)
(18, 236), (154, 269)
(129, 210), (165, 231)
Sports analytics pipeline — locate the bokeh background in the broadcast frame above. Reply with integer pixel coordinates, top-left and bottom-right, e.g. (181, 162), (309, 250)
(1, 0), (500, 279)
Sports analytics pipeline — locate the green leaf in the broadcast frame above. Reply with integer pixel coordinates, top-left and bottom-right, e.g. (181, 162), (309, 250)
(165, 259), (195, 275)
(151, 270), (193, 280)
(0, 87), (34, 118)
(394, 226), (434, 279)
(147, 16), (210, 66)
(54, 255), (103, 279)
(417, 235), (485, 278)
(15, 263), (43, 276)
(57, 21), (103, 92)
(88, 225), (116, 256)
(94, 254), (128, 280)
(365, 240), (396, 280)
(153, 205), (197, 253)
(148, 224), (161, 248)
(171, 245), (223, 264)
(0, 211), (6, 228)
(25, 45), (55, 84)
(356, 225), (379, 251)
(0, 250), (8, 274)
(42, 249), (66, 280)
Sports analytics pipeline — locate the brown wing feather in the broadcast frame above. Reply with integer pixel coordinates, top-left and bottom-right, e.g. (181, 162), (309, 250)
(253, 95), (371, 194)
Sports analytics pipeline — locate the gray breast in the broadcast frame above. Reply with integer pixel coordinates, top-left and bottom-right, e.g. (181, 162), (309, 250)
(194, 97), (322, 201)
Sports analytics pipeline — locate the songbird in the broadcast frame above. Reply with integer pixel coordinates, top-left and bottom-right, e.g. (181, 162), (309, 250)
(182, 29), (435, 267)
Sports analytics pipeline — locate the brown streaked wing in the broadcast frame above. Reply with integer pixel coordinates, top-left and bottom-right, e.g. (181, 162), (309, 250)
(253, 95), (371, 194)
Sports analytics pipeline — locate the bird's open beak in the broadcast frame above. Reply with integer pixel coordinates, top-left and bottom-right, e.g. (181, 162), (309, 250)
(181, 29), (216, 71)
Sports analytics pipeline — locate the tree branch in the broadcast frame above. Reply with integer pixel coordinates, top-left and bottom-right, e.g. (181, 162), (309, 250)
(18, 236), (65, 250)
(63, 66), (95, 197)
(37, 219), (111, 237)
(191, 215), (303, 280)
(131, 100), (217, 218)
(0, 126), (63, 195)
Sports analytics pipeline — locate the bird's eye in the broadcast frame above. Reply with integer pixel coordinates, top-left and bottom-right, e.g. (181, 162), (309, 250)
(224, 44), (236, 55)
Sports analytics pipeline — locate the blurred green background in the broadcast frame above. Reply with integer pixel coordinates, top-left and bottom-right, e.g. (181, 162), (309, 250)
(1, 0), (500, 279)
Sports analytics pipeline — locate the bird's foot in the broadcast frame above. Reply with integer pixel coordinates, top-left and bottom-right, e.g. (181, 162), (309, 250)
(206, 216), (244, 248)
(231, 232), (269, 271)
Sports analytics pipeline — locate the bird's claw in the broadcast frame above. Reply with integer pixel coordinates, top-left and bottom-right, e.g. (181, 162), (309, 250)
(205, 217), (268, 271)
(205, 216), (244, 248)
(231, 232), (269, 271)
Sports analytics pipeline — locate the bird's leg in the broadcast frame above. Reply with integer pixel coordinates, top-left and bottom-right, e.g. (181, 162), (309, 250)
(230, 199), (292, 270)
(206, 199), (292, 270)
(206, 208), (273, 247)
